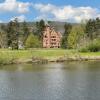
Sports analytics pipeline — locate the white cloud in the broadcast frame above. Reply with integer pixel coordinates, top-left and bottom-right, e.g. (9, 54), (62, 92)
(0, 0), (31, 13)
(11, 15), (26, 22)
(34, 4), (56, 13)
(35, 14), (49, 21)
(34, 3), (100, 22)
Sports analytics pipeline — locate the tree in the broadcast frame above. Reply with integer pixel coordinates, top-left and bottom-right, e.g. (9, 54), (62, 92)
(67, 25), (84, 49)
(35, 19), (45, 39)
(25, 33), (42, 48)
(85, 19), (95, 39)
(95, 18), (100, 29)
(6, 18), (19, 49)
(22, 21), (30, 43)
(0, 24), (7, 48)
(85, 18), (100, 39)
(0, 31), (7, 48)
(61, 23), (72, 48)
(95, 18), (100, 38)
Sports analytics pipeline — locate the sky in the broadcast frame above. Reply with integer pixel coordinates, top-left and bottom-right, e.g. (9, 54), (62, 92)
(0, 0), (100, 23)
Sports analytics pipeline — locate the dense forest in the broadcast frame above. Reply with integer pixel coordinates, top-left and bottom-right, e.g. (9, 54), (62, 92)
(0, 18), (100, 52)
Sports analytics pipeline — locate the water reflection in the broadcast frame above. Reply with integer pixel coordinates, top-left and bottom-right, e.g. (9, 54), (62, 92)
(0, 61), (100, 100)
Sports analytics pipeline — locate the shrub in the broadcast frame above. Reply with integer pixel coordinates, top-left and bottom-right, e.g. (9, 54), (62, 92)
(79, 39), (100, 52)
(25, 33), (42, 48)
(88, 39), (100, 52)
(79, 47), (89, 52)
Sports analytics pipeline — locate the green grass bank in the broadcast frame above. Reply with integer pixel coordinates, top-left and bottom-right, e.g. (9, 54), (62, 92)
(0, 49), (100, 65)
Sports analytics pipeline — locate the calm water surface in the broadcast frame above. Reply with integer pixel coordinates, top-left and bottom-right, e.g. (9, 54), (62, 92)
(0, 61), (100, 100)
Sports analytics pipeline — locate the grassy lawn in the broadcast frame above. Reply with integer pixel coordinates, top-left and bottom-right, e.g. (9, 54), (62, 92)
(0, 49), (100, 64)
(0, 49), (74, 59)
(80, 52), (100, 56)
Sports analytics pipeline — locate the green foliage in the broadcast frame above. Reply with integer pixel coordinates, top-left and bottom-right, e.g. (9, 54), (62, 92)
(85, 18), (100, 39)
(0, 31), (7, 48)
(61, 23), (72, 48)
(88, 39), (100, 52)
(6, 18), (19, 49)
(61, 36), (67, 49)
(67, 25), (84, 49)
(35, 19), (45, 39)
(25, 33), (42, 48)
(79, 47), (89, 52)
(22, 21), (30, 43)
(0, 25), (7, 48)
(79, 39), (100, 52)
(0, 18), (99, 51)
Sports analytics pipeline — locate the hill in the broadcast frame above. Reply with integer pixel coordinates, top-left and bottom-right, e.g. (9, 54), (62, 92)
(0, 21), (78, 34)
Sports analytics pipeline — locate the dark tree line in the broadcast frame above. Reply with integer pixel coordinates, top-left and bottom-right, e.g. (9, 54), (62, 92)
(6, 18), (19, 49)
(61, 23), (72, 48)
(61, 17), (100, 49)
(85, 18), (100, 39)
(35, 19), (45, 40)
(0, 19), (45, 49)
(0, 18), (99, 50)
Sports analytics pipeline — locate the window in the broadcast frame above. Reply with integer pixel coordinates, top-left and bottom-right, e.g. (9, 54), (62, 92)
(51, 39), (56, 41)
(45, 35), (47, 38)
(51, 36), (56, 38)
(51, 43), (56, 45)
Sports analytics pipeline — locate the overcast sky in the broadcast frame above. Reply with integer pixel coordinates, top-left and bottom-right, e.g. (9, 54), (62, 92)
(0, 0), (100, 23)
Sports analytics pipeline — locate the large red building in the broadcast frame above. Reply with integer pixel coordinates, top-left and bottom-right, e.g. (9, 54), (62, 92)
(43, 25), (62, 48)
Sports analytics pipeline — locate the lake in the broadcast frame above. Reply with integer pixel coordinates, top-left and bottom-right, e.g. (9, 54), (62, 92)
(0, 61), (100, 100)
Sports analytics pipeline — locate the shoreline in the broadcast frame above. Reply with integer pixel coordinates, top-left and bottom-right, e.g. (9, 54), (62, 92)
(5, 56), (100, 65)
(0, 49), (100, 65)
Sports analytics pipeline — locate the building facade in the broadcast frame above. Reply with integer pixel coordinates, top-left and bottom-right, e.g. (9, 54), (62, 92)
(43, 25), (62, 48)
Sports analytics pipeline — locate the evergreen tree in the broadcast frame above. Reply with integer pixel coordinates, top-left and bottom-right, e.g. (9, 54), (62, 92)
(61, 23), (72, 48)
(35, 19), (45, 39)
(22, 21), (29, 43)
(6, 18), (19, 49)
(85, 18), (100, 39)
